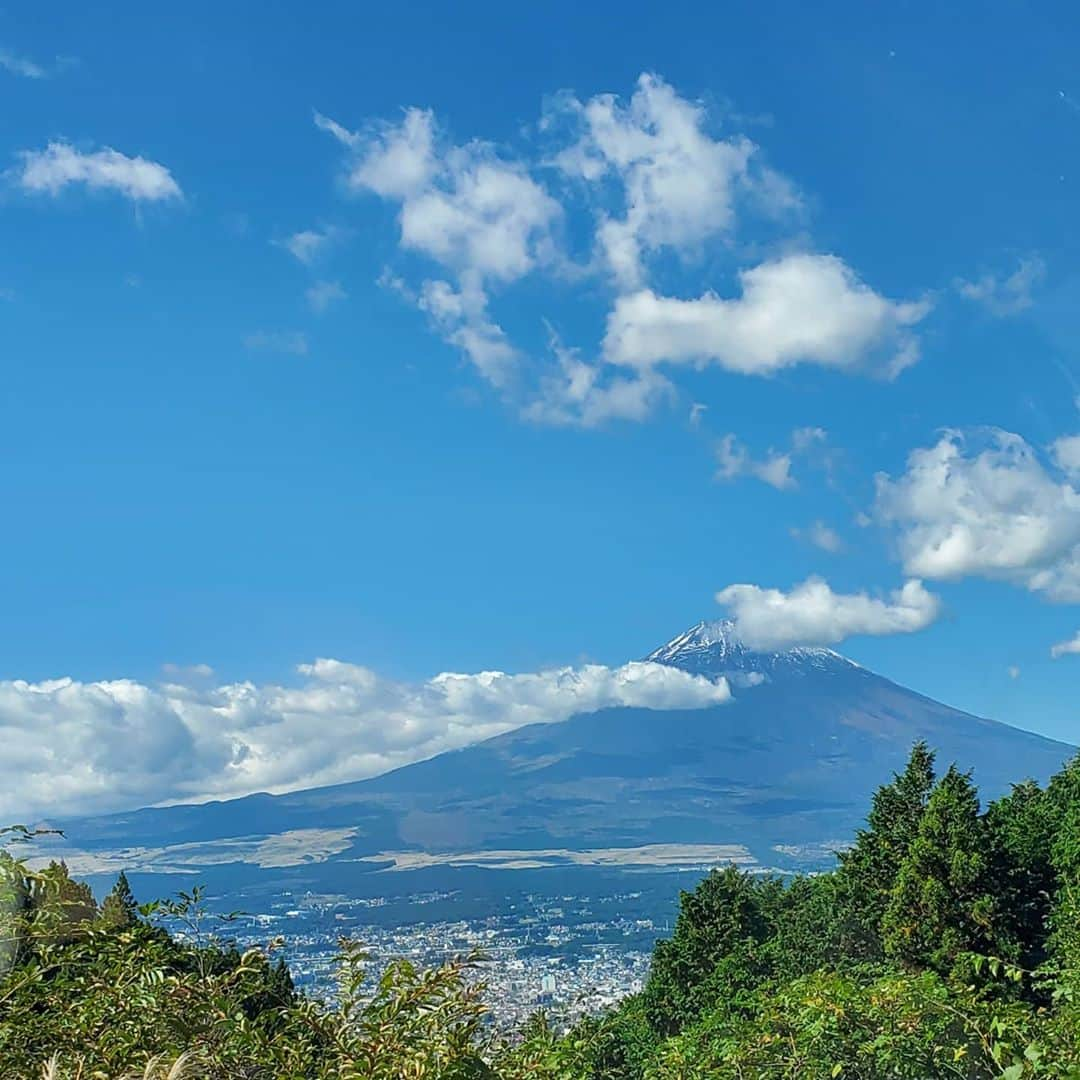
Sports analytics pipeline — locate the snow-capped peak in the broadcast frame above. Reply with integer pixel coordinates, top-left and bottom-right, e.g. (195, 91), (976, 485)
(645, 620), (860, 679)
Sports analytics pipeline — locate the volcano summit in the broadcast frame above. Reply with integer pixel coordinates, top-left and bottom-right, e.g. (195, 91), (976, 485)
(54, 621), (1073, 879)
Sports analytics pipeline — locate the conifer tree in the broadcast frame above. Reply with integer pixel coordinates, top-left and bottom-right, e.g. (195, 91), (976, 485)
(1046, 753), (1080, 878)
(29, 861), (98, 945)
(642, 866), (778, 1035)
(834, 741), (936, 959)
(100, 870), (139, 929)
(984, 778), (1055, 968)
(882, 765), (995, 973)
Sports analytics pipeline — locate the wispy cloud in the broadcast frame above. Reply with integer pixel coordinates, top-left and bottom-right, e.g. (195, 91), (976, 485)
(549, 72), (800, 289)
(161, 663), (215, 680)
(319, 103), (560, 389)
(243, 331), (309, 356)
(0, 47), (46, 78)
(15, 141), (182, 202)
(307, 280), (347, 313)
(1051, 631), (1080, 659)
(318, 73), (932, 427)
(956, 255), (1045, 316)
(715, 427), (828, 491)
(0, 47), (73, 79)
(279, 225), (344, 265)
(791, 520), (844, 553)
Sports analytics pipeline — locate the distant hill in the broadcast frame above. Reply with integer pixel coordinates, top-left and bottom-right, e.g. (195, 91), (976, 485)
(53, 621), (1073, 877)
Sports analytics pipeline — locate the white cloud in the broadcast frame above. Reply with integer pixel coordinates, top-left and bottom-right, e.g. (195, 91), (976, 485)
(792, 426), (828, 453)
(522, 335), (673, 427)
(417, 278), (518, 387)
(715, 426), (829, 491)
(161, 663), (215, 680)
(322, 103), (560, 282)
(0, 48), (72, 79)
(313, 110), (360, 149)
(336, 107), (436, 197)
(307, 280), (346, 313)
(715, 576), (941, 650)
(15, 141), (182, 202)
(1051, 434), (1080, 478)
(551, 73), (799, 288)
(396, 160), (559, 283)
(243, 331), (309, 356)
(0, 48), (47, 78)
(716, 434), (793, 490)
(320, 106), (560, 386)
(874, 429), (1080, 601)
(604, 254), (929, 377)
(957, 256), (1045, 316)
(0, 659), (730, 819)
(791, 520), (844, 553)
(280, 225), (343, 265)
(320, 75), (930, 424)
(1051, 632), (1080, 659)
(1007, 665), (1021, 680)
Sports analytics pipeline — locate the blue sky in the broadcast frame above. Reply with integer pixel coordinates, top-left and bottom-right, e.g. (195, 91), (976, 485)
(3, 2), (1080, 814)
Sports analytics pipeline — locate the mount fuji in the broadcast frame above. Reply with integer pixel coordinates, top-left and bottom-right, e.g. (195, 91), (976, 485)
(52, 622), (1073, 880)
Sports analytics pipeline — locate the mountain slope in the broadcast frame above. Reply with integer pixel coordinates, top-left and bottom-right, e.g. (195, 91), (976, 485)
(59, 622), (1073, 873)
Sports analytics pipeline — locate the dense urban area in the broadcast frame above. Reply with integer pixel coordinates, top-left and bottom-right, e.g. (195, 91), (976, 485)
(197, 883), (663, 1027)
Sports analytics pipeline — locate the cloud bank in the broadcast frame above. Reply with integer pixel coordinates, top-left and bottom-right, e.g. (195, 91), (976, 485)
(0, 659), (730, 820)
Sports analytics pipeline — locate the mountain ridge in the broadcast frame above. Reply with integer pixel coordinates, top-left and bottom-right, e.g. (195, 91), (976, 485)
(49, 621), (1074, 878)
(645, 618), (861, 677)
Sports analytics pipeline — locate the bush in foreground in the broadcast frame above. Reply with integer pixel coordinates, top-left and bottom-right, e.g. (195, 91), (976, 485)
(7, 744), (1080, 1077)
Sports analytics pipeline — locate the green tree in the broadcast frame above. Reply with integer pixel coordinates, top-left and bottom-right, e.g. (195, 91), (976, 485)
(641, 867), (779, 1036)
(651, 967), (1037, 1080)
(765, 872), (846, 983)
(984, 778), (1056, 971)
(882, 765), (996, 973)
(28, 860), (98, 945)
(100, 870), (140, 929)
(833, 741), (936, 961)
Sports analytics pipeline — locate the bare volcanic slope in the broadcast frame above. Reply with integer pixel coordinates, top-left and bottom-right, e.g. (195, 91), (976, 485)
(58, 622), (1073, 874)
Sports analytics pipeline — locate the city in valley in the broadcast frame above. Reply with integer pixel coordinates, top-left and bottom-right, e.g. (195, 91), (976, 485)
(166, 875), (692, 1028)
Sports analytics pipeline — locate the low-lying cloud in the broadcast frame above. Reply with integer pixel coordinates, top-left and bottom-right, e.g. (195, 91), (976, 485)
(0, 659), (730, 820)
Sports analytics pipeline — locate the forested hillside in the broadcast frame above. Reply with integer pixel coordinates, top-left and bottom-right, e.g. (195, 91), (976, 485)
(5, 743), (1080, 1078)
